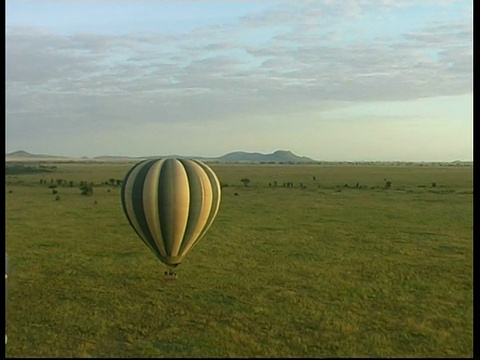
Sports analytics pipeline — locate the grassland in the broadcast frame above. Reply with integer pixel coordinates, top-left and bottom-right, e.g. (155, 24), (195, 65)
(5, 161), (473, 358)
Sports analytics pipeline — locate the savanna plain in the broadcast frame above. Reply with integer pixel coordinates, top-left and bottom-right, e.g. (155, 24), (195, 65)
(5, 161), (473, 358)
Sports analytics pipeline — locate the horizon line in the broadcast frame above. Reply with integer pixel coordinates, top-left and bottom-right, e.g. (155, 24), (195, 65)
(4, 149), (473, 163)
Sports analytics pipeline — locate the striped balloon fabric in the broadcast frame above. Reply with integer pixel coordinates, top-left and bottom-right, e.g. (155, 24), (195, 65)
(121, 158), (221, 268)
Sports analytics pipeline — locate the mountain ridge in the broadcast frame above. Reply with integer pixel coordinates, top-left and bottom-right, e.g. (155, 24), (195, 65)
(216, 150), (315, 163)
(5, 149), (318, 163)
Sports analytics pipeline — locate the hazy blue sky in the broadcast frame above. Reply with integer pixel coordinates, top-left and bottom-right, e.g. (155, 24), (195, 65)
(6, 0), (473, 161)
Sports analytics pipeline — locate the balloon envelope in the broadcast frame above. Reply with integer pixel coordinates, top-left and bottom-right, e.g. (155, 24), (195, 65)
(121, 158), (221, 267)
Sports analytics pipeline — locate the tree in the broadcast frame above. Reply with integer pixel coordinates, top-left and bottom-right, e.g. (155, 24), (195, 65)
(240, 178), (250, 187)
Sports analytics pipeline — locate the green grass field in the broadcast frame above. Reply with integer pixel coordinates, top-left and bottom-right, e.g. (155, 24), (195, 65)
(5, 162), (473, 357)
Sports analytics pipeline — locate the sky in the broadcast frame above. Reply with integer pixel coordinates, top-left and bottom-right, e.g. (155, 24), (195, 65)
(5, 0), (473, 161)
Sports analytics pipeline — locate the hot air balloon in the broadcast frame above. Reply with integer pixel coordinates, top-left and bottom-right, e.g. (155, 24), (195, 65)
(120, 158), (221, 278)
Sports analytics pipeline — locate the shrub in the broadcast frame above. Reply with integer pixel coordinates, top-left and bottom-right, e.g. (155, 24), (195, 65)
(80, 184), (93, 196)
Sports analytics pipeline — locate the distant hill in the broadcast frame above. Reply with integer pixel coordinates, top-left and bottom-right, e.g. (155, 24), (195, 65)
(214, 150), (316, 163)
(7, 150), (32, 157)
(6, 150), (70, 161)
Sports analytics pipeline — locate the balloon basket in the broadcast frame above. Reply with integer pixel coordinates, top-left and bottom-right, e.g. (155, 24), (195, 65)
(164, 269), (177, 280)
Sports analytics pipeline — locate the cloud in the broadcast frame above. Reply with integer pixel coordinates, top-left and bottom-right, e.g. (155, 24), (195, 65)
(5, 1), (473, 158)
